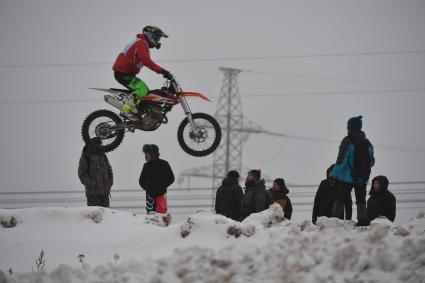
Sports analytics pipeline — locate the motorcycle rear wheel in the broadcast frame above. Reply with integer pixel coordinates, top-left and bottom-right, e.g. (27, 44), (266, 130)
(81, 109), (125, 152)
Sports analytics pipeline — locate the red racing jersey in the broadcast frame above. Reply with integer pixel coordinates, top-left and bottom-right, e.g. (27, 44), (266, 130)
(112, 34), (164, 75)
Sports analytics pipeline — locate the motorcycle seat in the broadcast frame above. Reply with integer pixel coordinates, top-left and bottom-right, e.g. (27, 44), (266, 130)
(110, 88), (132, 94)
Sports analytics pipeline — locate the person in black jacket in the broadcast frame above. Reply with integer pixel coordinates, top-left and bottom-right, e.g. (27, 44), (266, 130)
(139, 144), (174, 214)
(215, 170), (243, 221)
(312, 165), (352, 224)
(367, 175), (396, 224)
(267, 178), (293, 220)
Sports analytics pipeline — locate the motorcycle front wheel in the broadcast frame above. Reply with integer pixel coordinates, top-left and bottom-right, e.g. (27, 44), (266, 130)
(81, 109), (125, 152)
(177, 113), (222, 157)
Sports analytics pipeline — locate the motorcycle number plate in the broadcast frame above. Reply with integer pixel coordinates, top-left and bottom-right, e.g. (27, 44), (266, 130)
(114, 93), (133, 104)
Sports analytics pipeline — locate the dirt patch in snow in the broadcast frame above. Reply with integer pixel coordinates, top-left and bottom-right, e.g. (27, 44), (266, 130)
(0, 215), (17, 228)
(83, 208), (104, 224)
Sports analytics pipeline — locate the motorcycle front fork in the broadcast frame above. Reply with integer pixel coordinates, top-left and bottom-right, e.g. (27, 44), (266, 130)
(179, 96), (198, 132)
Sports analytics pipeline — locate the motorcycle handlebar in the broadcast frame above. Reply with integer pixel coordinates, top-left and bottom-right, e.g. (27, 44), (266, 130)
(167, 77), (182, 95)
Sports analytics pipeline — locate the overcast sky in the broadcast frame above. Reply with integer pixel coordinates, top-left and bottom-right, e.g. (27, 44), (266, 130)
(1, 0), (424, 206)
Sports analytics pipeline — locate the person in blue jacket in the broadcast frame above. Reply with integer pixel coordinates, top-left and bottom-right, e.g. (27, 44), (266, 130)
(331, 116), (374, 226)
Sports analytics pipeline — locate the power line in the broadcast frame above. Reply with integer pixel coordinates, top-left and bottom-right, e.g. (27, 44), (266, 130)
(1, 182), (424, 195)
(161, 49), (425, 62)
(1, 88), (424, 105)
(289, 181), (425, 188)
(1, 50), (423, 90)
(1, 49), (425, 68)
(243, 127), (425, 154)
(239, 88), (425, 98)
(0, 62), (111, 68)
(240, 68), (425, 89)
(0, 98), (423, 153)
(0, 98), (101, 105)
(1, 65), (423, 91)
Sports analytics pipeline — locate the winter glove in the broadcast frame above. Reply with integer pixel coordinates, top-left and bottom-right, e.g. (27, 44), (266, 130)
(162, 70), (173, 80)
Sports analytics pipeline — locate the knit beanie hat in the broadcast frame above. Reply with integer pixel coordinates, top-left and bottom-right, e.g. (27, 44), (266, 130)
(248, 169), (262, 181)
(227, 170), (240, 179)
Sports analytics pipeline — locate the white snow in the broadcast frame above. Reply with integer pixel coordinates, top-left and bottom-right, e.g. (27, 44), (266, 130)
(0, 205), (424, 283)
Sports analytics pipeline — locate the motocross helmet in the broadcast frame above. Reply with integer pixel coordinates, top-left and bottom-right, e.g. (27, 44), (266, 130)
(143, 26), (168, 49)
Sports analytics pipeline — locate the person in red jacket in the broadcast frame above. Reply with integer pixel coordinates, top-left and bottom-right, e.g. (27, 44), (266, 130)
(112, 26), (173, 119)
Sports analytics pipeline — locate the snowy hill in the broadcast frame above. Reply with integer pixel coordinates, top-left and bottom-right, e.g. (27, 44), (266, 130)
(1, 205), (424, 283)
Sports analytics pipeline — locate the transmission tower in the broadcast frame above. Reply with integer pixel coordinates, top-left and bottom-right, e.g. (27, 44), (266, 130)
(179, 68), (267, 192)
(212, 68), (244, 187)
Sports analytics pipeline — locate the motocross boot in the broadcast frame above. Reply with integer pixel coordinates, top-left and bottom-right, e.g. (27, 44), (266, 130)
(120, 102), (138, 121)
(121, 78), (148, 121)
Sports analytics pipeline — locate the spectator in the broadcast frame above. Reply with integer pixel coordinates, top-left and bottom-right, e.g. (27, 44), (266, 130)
(267, 178), (293, 220)
(312, 165), (352, 224)
(139, 144), (174, 214)
(240, 169), (267, 220)
(331, 116), (374, 226)
(367, 175), (396, 223)
(215, 170), (243, 221)
(78, 137), (113, 207)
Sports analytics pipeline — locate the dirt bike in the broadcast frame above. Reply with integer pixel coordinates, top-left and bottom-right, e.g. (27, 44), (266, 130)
(81, 77), (221, 157)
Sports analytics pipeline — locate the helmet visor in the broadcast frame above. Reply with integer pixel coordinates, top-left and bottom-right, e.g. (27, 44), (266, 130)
(158, 29), (168, 38)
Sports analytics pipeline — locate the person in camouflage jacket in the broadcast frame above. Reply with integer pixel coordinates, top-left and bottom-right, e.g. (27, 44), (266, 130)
(78, 138), (113, 207)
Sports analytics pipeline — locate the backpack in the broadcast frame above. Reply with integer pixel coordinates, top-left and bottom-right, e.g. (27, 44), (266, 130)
(351, 138), (374, 181)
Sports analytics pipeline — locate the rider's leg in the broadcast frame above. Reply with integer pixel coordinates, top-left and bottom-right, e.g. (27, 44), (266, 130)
(114, 72), (149, 114)
(128, 77), (149, 106)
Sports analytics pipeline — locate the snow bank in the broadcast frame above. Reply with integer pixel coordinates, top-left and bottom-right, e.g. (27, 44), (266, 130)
(1, 206), (424, 283)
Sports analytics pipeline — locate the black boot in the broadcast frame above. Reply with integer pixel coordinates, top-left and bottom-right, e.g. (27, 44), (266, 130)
(355, 204), (369, 226)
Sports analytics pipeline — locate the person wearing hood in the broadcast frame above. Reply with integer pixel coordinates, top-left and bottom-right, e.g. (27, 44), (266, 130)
(240, 169), (267, 221)
(312, 165), (352, 224)
(139, 144), (174, 214)
(267, 178), (293, 220)
(331, 116), (374, 226)
(367, 175), (396, 223)
(215, 170), (243, 221)
(78, 137), (113, 207)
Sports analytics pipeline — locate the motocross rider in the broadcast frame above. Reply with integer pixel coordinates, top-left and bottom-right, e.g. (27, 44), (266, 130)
(112, 26), (173, 120)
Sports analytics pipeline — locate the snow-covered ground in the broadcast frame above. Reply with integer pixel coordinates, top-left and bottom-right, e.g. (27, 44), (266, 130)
(0, 205), (424, 283)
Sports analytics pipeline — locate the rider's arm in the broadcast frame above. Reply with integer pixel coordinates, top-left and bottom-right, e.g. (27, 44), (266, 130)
(137, 42), (164, 74)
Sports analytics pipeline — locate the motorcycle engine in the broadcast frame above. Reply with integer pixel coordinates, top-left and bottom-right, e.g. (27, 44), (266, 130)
(139, 105), (163, 130)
